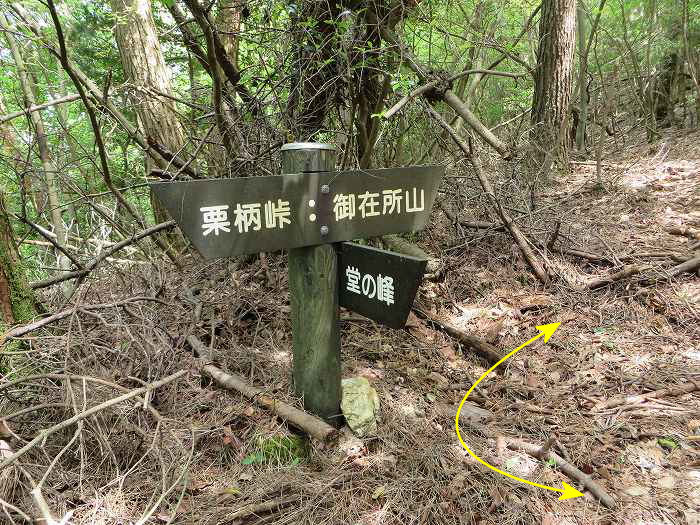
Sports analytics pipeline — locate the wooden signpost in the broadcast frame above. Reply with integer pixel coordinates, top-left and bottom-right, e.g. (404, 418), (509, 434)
(338, 242), (427, 329)
(151, 143), (443, 425)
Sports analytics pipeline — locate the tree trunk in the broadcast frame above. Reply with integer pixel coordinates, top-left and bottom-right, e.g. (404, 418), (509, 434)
(654, 52), (680, 127)
(110, 0), (187, 237)
(208, 0), (244, 177)
(0, 93), (41, 213)
(575, 3), (587, 150)
(2, 15), (73, 297)
(288, 2), (342, 140)
(0, 192), (35, 328)
(531, 0), (577, 175)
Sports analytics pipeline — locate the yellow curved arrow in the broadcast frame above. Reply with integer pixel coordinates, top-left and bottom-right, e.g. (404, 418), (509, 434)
(455, 322), (583, 501)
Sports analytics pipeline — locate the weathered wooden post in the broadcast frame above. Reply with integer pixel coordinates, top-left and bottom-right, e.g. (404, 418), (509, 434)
(150, 153), (443, 430)
(280, 143), (341, 426)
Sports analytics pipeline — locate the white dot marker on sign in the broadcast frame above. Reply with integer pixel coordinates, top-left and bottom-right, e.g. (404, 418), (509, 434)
(308, 199), (316, 208)
(309, 213), (317, 222)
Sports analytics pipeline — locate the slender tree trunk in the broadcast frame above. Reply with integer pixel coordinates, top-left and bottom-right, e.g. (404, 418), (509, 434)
(2, 15), (73, 297)
(531, 0), (577, 176)
(111, 0), (186, 157)
(208, 0), (243, 177)
(575, 3), (588, 150)
(288, 1), (342, 140)
(0, 191), (35, 328)
(110, 0), (187, 239)
(0, 94), (40, 212)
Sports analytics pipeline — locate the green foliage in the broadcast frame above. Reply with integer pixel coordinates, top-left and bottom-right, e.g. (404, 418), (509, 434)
(242, 434), (309, 466)
(657, 437), (679, 451)
(0, 0), (695, 301)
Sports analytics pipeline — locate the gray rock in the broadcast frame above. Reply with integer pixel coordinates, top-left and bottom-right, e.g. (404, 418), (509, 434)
(341, 377), (380, 437)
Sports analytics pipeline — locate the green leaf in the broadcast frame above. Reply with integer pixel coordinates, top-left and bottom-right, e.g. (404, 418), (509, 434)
(241, 452), (264, 465)
(657, 437), (679, 451)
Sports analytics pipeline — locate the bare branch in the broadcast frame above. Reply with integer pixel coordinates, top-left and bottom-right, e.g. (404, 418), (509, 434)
(423, 102), (550, 285)
(0, 370), (187, 471)
(0, 94), (80, 124)
(29, 220), (176, 290)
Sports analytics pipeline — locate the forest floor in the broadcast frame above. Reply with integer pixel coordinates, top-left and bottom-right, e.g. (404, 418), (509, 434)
(4, 127), (700, 524)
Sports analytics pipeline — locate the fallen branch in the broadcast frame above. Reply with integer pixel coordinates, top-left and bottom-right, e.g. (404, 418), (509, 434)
(14, 215), (83, 270)
(437, 202), (506, 232)
(0, 374), (163, 423)
(666, 253), (700, 277)
(228, 496), (300, 521)
(586, 264), (651, 290)
(376, 20), (511, 158)
(596, 381), (700, 410)
(0, 435), (59, 524)
(0, 370), (186, 471)
(1, 296), (169, 346)
(414, 309), (503, 365)
(665, 225), (700, 241)
(381, 234), (440, 274)
(383, 81), (439, 120)
(187, 335), (338, 443)
(506, 438), (616, 509)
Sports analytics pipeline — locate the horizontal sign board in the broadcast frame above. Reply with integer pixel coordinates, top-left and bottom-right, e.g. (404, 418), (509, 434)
(338, 242), (427, 329)
(150, 166), (443, 258)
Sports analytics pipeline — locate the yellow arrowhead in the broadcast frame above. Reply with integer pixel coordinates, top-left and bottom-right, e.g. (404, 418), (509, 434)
(559, 482), (584, 501)
(536, 322), (561, 343)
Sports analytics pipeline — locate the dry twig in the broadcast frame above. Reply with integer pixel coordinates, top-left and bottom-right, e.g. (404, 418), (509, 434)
(187, 335), (338, 443)
(506, 438), (616, 509)
(596, 381), (700, 410)
(0, 370), (186, 471)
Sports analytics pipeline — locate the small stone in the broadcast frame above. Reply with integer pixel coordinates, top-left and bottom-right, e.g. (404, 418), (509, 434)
(425, 393), (437, 403)
(341, 377), (380, 437)
(623, 485), (649, 497)
(427, 372), (448, 385)
(400, 405), (416, 418)
(371, 485), (386, 500)
(379, 454), (397, 469)
(657, 475), (675, 490)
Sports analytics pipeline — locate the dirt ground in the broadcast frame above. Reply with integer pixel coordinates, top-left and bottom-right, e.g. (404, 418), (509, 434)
(2, 128), (699, 524)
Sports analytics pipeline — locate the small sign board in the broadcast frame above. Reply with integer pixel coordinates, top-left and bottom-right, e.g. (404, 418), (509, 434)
(150, 166), (443, 258)
(338, 242), (426, 329)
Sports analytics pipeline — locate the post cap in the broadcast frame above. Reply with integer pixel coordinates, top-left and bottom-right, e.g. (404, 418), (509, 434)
(280, 142), (336, 151)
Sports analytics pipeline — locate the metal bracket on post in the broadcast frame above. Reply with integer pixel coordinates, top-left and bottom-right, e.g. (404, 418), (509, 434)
(317, 183), (332, 239)
(281, 142), (341, 426)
